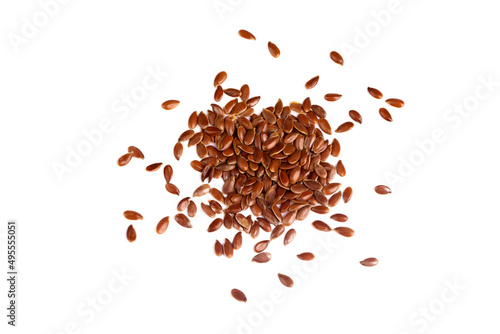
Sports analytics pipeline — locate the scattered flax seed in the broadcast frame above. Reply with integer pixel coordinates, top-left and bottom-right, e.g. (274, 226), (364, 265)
(123, 210), (143, 220)
(312, 220), (332, 232)
(335, 122), (354, 133)
(128, 146), (144, 159)
(324, 93), (342, 102)
(214, 240), (223, 257)
(349, 110), (362, 124)
(161, 100), (180, 110)
(177, 197), (190, 212)
(305, 76), (319, 90)
(284, 229), (296, 246)
(367, 87), (383, 99)
(163, 165), (173, 183)
(156, 216), (169, 234)
(224, 238), (234, 258)
(231, 288), (247, 302)
(329, 51), (344, 66)
(379, 108), (393, 122)
(238, 30), (256, 40)
(343, 187), (353, 203)
(254, 240), (270, 253)
(252, 252), (272, 263)
(208, 218), (223, 232)
(268, 42), (280, 58)
(374, 185), (392, 194)
(233, 232), (243, 250)
(360, 257), (379, 267)
(165, 183), (180, 196)
(145, 162), (162, 172)
(328, 191), (342, 207)
(214, 71), (228, 87)
(330, 213), (348, 222)
(278, 273), (294, 287)
(117, 153), (133, 167)
(297, 252), (315, 261)
(336, 160), (346, 177)
(333, 226), (355, 237)
(174, 213), (192, 228)
(193, 184), (210, 197)
(126, 225), (136, 242)
(174, 142), (183, 160)
(385, 98), (404, 108)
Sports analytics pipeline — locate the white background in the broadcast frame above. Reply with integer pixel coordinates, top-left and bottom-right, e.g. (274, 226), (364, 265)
(1, 0), (500, 333)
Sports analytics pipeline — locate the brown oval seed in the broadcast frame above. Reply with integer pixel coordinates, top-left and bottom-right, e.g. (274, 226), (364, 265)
(156, 216), (169, 234)
(297, 252), (315, 261)
(188, 111), (198, 129)
(208, 218), (223, 232)
(224, 238), (234, 258)
(161, 100), (180, 110)
(330, 213), (348, 222)
(349, 110), (362, 124)
(177, 197), (190, 211)
(330, 51), (344, 65)
(233, 232), (243, 250)
(379, 108), (393, 122)
(126, 224), (136, 242)
(145, 162), (162, 172)
(238, 29), (256, 40)
(328, 191), (342, 207)
(123, 210), (143, 220)
(254, 240), (270, 253)
(324, 93), (342, 102)
(252, 252), (272, 263)
(374, 185), (392, 195)
(335, 122), (354, 133)
(284, 229), (296, 246)
(187, 201), (197, 218)
(231, 288), (247, 302)
(215, 240), (223, 257)
(165, 183), (180, 196)
(193, 184), (210, 197)
(174, 213), (192, 228)
(214, 71), (227, 87)
(128, 146), (144, 159)
(318, 118), (332, 135)
(334, 226), (355, 237)
(268, 41), (280, 58)
(117, 153), (133, 167)
(179, 129), (195, 142)
(201, 203), (216, 218)
(174, 142), (183, 160)
(386, 98), (404, 108)
(343, 187), (353, 203)
(323, 183), (342, 196)
(270, 224), (285, 240)
(312, 220), (332, 232)
(163, 165), (173, 183)
(337, 160), (346, 177)
(278, 273), (294, 288)
(367, 87), (383, 99)
(305, 75), (319, 90)
(360, 257), (379, 267)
